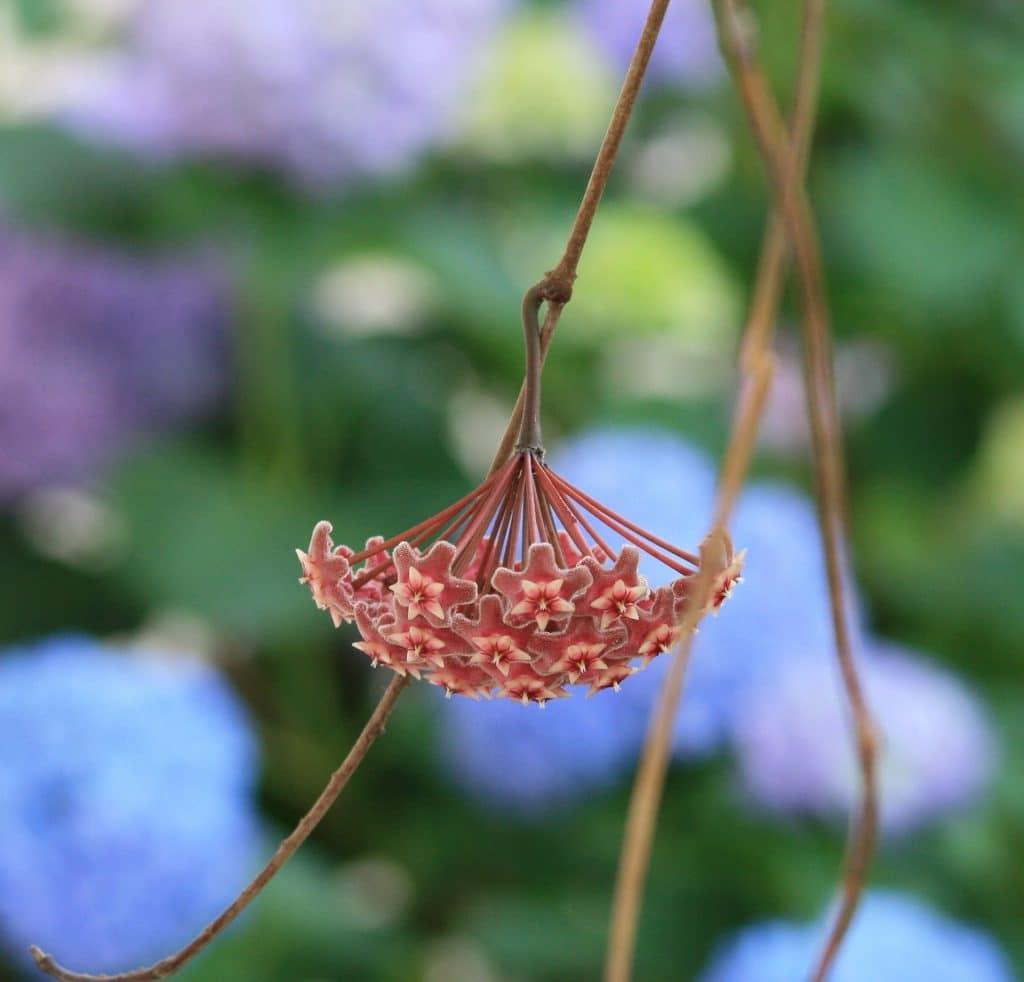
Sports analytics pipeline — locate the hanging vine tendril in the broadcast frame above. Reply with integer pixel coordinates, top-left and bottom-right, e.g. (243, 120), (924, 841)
(604, 2), (878, 980)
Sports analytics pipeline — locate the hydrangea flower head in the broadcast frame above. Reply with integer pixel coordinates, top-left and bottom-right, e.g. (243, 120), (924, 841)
(731, 641), (997, 835)
(700, 890), (1013, 982)
(0, 222), (227, 500)
(63, 0), (508, 186)
(299, 443), (741, 706)
(0, 636), (260, 973)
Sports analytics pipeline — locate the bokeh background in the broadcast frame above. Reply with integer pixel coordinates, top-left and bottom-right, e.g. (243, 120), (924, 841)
(1, 0), (1022, 979)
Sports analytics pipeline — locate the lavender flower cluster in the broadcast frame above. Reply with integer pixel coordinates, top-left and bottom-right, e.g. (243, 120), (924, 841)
(0, 635), (260, 973)
(0, 222), (227, 501)
(435, 427), (998, 836)
(62, 0), (508, 187)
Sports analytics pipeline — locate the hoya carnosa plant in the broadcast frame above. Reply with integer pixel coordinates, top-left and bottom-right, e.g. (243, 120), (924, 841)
(298, 287), (744, 705)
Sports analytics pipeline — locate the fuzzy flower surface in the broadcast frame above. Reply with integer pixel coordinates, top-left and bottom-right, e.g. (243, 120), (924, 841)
(0, 636), (260, 973)
(579, 0), (721, 86)
(731, 641), (997, 835)
(62, 0), (508, 186)
(0, 223), (227, 501)
(699, 890), (1014, 982)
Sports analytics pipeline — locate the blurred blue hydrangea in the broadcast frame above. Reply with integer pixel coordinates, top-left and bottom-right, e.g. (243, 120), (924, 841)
(63, 0), (508, 187)
(437, 684), (649, 814)
(0, 636), (260, 973)
(0, 222), (227, 501)
(551, 427), (853, 755)
(731, 641), (997, 835)
(700, 890), (1013, 982)
(579, 0), (721, 86)
(435, 426), (852, 811)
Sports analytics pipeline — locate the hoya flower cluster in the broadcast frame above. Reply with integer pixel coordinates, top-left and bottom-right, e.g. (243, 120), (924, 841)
(299, 448), (742, 705)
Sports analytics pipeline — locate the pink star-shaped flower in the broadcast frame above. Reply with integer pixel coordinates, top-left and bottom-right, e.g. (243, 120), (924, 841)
(297, 521), (355, 627)
(695, 528), (746, 614)
(351, 535), (391, 604)
(711, 552), (745, 611)
(624, 587), (680, 666)
(452, 594), (536, 676)
(498, 664), (568, 706)
(353, 604), (420, 677)
(383, 610), (472, 671)
(426, 663), (494, 700)
(580, 547), (650, 629)
(492, 543), (592, 631)
(390, 540), (478, 627)
(587, 661), (637, 696)
(529, 619), (627, 684)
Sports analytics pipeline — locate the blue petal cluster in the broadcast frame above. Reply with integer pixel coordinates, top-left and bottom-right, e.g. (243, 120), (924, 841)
(700, 890), (1013, 982)
(438, 683), (648, 814)
(578, 0), (722, 86)
(0, 223), (227, 500)
(63, 0), (509, 187)
(0, 636), (260, 973)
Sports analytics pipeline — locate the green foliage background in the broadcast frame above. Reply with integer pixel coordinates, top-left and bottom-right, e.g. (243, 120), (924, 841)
(1, 1), (1022, 979)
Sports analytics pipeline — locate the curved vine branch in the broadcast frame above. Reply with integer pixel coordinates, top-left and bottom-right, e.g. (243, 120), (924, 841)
(31, 673), (409, 982)
(712, 2), (879, 978)
(490, 0), (673, 471)
(604, 2), (851, 979)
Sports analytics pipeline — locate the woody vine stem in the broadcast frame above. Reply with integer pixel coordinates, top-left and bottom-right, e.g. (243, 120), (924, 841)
(604, 2), (878, 981)
(29, 3), (672, 981)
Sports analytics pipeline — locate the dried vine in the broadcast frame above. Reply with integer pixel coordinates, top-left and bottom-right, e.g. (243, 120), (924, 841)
(604, 2), (878, 980)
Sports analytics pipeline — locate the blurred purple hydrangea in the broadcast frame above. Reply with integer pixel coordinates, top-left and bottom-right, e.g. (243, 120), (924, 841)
(731, 641), (997, 835)
(579, 0), (721, 87)
(62, 0), (508, 187)
(435, 426), (851, 811)
(700, 890), (1013, 982)
(0, 635), (260, 973)
(0, 223), (228, 501)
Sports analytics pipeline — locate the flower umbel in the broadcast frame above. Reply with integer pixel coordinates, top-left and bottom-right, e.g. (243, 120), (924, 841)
(300, 285), (741, 705)
(299, 446), (740, 704)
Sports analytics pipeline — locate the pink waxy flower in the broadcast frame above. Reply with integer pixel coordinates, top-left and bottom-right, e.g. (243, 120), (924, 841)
(529, 619), (627, 684)
(298, 447), (741, 704)
(390, 540), (477, 627)
(296, 521), (354, 627)
(581, 547), (649, 629)
(453, 595), (535, 676)
(493, 543), (591, 631)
